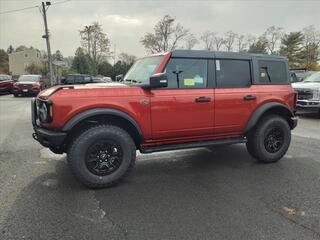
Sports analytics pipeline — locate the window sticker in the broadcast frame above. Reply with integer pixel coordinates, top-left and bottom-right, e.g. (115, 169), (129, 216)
(194, 75), (204, 84)
(184, 78), (195, 86)
(216, 60), (221, 71)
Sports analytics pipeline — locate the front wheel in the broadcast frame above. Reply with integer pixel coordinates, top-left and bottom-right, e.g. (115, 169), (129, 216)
(67, 125), (136, 188)
(246, 115), (291, 163)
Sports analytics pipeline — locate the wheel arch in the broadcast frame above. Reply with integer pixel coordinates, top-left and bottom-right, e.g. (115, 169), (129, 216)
(244, 102), (296, 133)
(63, 108), (143, 148)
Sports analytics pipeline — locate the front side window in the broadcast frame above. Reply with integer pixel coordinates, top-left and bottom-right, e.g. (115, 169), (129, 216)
(258, 60), (287, 83)
(124, 56), (163, 84)
(216, 59), (251, 88)
(165, 58), (207, 89)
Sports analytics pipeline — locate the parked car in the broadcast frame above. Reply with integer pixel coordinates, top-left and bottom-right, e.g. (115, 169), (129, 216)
(32, 50), (297, 188)
(0, 74), (14, 94)
(292, 72), (320, 116)
(61, 74), (93, 85)
(13, 75), (46, 97)
(102, 77), (112, 82)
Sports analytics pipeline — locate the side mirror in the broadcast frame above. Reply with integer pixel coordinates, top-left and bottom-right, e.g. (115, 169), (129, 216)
(115, 74), (123, 82)
(149, 73), (168, 88)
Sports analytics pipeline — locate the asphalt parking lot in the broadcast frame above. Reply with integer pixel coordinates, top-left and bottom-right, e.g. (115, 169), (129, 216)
(0, 94), (320, 240)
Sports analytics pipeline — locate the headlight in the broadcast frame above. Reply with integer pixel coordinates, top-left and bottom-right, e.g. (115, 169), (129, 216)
(312, 88), (320, 100)
(36, 99), (52, 123)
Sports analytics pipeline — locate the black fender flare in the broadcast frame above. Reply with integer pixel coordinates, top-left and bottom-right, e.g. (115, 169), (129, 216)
(244, 102), (296, 132)
(62, 108), (143, 139)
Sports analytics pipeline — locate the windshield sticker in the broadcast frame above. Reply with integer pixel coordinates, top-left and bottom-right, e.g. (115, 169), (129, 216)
(216, 60), (220, 71)
(184, 78), (195, 86)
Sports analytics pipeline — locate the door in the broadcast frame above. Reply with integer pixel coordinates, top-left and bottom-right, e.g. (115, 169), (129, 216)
(150, 58), (214, 140)
(213, 59), (255, 136)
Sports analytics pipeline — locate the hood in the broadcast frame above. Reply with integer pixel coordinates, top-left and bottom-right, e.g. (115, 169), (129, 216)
(39, 82), (129, 99)
(292, 82), (320, 90)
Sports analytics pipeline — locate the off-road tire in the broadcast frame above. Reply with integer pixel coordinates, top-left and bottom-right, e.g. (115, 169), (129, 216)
(246, 115), (291, 163)
(67, 125), (136, 188)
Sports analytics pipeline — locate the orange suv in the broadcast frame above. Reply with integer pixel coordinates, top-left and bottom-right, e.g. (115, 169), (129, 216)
(32, 50), (298, 188)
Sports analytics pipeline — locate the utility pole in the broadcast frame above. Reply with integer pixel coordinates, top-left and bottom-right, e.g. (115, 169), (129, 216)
(41, 1), (53, 85)
(113, 44), (116, 65)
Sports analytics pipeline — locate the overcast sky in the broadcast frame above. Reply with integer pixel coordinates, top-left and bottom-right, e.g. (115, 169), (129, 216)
(0, 0), (319, 58)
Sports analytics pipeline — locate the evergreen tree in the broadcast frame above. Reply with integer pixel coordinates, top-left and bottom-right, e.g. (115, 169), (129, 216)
(71, 47), (94, 74)
(248, 38), (268, 54)
(97, 61), (113, 76)
(279, 32), (304, 68)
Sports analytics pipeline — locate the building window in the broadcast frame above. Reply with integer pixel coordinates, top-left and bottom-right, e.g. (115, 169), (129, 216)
(24, 53), (28, 58)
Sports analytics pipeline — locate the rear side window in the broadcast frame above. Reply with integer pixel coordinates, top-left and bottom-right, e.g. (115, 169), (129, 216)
(216, 59), (251, 88)
(165, 58), (207, 88)
(258, 60), (287, 83)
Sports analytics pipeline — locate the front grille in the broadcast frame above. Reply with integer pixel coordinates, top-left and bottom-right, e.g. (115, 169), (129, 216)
(296, 89), (313, 100)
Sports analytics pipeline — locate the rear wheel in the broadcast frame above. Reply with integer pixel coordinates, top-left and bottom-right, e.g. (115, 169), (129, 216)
(67, 125), (136, 188)
(246, 115), (291, 163)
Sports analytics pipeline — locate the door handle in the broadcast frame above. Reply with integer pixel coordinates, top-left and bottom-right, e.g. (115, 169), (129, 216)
(195, 97), (211, 103)
(243, 95), (257, 101)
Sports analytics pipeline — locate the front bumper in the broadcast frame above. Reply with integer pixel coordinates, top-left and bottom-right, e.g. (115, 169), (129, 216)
(31, 97), (66, 148)
(13, 88), (40, 95)
(296, 100), (320, 108)
(32, 127), (66, 148)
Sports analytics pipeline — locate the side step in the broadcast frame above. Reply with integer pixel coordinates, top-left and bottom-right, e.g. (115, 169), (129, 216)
(140, 137), (247, 154)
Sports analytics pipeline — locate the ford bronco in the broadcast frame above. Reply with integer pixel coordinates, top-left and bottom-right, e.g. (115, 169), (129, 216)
(32, 50), (298, 188)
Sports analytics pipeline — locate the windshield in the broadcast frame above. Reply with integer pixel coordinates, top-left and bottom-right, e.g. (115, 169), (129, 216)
(18, 75), (40, 82)
(0, 75), (10, 81)
(303, 72), (320, 83)
(124, 56), (164, 84)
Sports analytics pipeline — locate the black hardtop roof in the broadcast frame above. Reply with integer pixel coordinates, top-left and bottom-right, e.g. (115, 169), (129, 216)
(66, 74), (91, 76)
(171, 49), (286, 60)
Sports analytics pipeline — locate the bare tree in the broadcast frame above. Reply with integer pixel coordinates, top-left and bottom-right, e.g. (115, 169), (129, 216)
(245, 34), (257, 49)
(141, 15), (189, 53)
(223, 31), (236, 52)
(118, 52), (137, 65)
(213, 34), (225, 51)
(80, 22), (110, 64)
(302, 25), (320, 68)
(263, 26), (284, 54)
(200, 31), (215, 50)
(184, 34), (199, 50)
(235, 34), (246, 52)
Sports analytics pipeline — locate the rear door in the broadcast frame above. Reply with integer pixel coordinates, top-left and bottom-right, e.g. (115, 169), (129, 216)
(213, 57), (255, 136)
(150, 58), (214, 140)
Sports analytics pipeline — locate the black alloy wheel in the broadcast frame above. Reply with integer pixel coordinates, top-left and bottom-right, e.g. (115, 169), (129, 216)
(264, 127), (284, 153)
(85, 140), (123, 176)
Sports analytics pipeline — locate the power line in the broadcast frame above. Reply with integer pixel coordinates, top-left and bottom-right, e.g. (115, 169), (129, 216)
(0, 5), (38, 15)
(0, 0), (71, 15)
